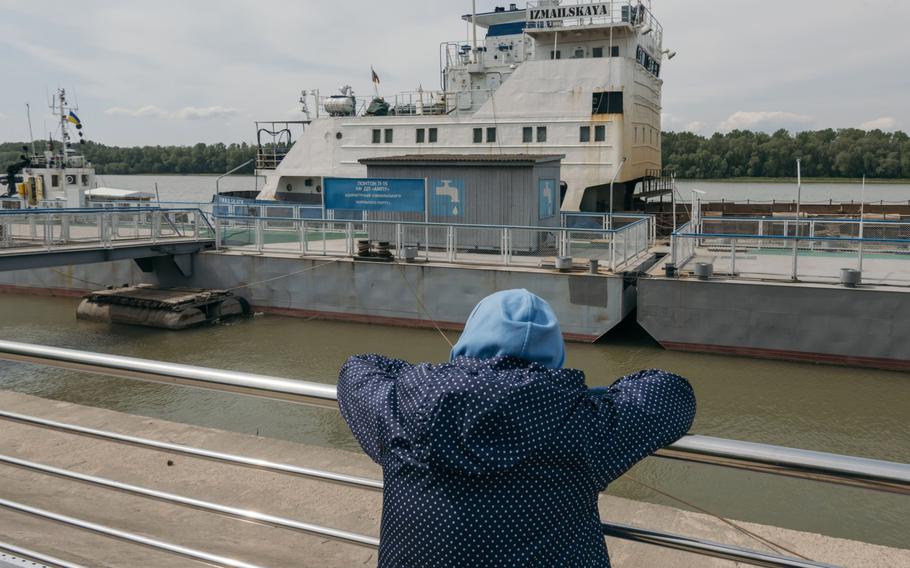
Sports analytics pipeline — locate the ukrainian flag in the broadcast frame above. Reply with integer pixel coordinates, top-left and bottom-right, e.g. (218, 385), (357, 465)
(66, 111), (82, 126)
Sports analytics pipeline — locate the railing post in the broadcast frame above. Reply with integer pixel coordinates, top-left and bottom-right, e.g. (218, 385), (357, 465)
(193, 210), (200, 240)
(447, 225), (455, 262)
(256, 218), (264, 253)
(44, 213), (51, 251)
(791, 236), (798, 281)
(731, 238), (737, 276)
(610, 230), (617, 272)
(347, 222), (354, 257)
(214, 217), (222, 250)
(300, 219), (307, 256)
(395, 224), (402, 259)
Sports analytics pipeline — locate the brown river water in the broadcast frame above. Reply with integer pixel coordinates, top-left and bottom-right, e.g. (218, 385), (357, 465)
(0, 293), (907, 549)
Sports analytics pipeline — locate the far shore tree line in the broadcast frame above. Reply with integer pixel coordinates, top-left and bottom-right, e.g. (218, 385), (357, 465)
(2, 128), (908, 180)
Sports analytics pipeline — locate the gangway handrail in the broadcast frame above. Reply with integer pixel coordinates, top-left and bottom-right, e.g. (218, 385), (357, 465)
(0, 340), (906, 492)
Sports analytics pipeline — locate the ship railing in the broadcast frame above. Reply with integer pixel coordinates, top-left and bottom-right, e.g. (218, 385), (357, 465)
(0, 208), (213, 252)
(669, 217), (910, 285)
(525, 0), (663, 47)
(213, 214), (652, 273)
(0, 340), (906, 567)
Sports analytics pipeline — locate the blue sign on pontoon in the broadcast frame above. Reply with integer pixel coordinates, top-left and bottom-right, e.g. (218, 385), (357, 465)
(324, 178), (426, 212)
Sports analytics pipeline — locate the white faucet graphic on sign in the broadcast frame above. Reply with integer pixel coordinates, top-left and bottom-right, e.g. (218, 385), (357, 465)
(435, 180), (461, 216)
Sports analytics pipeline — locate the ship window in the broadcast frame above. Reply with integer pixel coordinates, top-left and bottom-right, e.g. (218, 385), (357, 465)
(372, 129), (381, 144)
(51, 175), (59, 187)
(416, 128), (426, 144)
(304, 178), (314, 187)
(522, 127), (533, 143)
(580, 126), (591, 143)
(573, 47), (585, 59)
(593, 47), (604, 58)
(595, 125), (606, 142)
(384, 129), (393, 143)
(550, 50), (561, 60)
(81, 174), (89, 186)
(537, 127), (547, 143)
(486, 127), (497, 143)
(592, 92), (623, 114)
(473, 128), (483, 143)
(428, 128), (438, 143)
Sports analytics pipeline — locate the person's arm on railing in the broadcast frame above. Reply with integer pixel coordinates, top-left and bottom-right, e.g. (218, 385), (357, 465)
(337, 354), (413, 466)
(585, 370), (696, 489)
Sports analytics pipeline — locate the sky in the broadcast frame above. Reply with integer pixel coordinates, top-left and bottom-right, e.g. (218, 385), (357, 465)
(0, 0), (907, 146)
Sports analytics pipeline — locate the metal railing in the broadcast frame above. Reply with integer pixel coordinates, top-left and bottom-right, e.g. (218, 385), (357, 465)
(214, 215), (653, 273)
(0, 208), (213, 252)
(670, 217), (910, 285)
(525, 0), (664, 48)
(2, 340), (906, 567)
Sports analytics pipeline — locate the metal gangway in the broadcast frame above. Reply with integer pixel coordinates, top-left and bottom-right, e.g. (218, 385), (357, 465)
(0, 208), (214, 272)
(0, 340), (906, 568)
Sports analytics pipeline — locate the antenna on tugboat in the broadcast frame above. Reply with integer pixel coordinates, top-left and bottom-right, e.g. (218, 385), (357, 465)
(25, 104), (36, 156)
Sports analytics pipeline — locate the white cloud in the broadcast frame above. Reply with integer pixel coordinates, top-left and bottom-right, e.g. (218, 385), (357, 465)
(104, 105), (240, 121)
(860, 117), (896, 131)
(719, 111), (815, 133)
(684, 121), (706, 134)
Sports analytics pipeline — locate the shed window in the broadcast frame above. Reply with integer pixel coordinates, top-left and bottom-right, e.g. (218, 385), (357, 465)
(537, 127), (547, 143)
(595, 125), (606, 142)
(523, 127), (533, 143)
(384, 129), (393, 143)
(428, 128), (438, 143)
(592, 92), (623, 115)
(487, 127), (497, 143)
(473, 128), (483, 143)
(580, 126), (591, 143)
(416, 128), (426, 144)
(372, 129), (381, 144)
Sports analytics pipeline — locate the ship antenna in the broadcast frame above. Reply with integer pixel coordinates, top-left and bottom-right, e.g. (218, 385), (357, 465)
(25, 103), (37, 155)
(471, 0), (478, 63)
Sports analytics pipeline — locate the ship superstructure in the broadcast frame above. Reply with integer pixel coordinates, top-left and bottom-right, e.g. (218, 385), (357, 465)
(256, 0), (669, 212)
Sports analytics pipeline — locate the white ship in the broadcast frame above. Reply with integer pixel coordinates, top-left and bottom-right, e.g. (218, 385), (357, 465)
(255, 0), (671, 212)
(1, 89), (150, 208)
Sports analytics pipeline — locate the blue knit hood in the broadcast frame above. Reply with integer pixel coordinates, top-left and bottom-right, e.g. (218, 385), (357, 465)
(450, 289), (566, 369)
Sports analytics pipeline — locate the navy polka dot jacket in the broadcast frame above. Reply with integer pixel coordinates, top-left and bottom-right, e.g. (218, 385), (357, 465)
(339, 355), (696, 567)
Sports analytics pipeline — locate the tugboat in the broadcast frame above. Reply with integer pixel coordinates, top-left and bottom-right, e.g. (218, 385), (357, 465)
(1, 88), (152, 209)
(254, 1), (674, 213)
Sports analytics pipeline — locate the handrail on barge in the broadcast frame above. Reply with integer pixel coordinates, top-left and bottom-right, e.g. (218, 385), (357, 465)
(0, 339), (905, 567)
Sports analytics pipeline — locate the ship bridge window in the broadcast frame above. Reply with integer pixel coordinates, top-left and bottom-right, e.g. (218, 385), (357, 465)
(473, 128), (483, 144)
(580, 126), (591, 143)
(593, 46), (621, 58)
(429, 128), (438, 143)
(550, 50), (561, 60)
(595, 125), (606, 142)
(384, 129), (394, 143)
(593, 92), (624, 115)
(372, 129), (381, 144)
(486, 127), (497, 143)
(416, 128), (426, 144)
(537, 127), (547, 143)
(523, 127), (533, 143)
(573, 47), (585, 59)
(51, 175), (59, 187)
(81, 174), (89, 186)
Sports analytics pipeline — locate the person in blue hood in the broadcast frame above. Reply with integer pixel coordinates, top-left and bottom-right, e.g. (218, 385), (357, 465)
(338, 289), (696, 567)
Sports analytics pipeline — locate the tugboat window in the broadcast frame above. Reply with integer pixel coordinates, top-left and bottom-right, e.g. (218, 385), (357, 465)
(592, 92), (623, 115)
(487, 127), (497, 143)
(384, 129), (393, 143)
(595, 125), (606, 142)
(416, 129), (426, 144)
(580, 126), (591, 143)
(537, 127), (547, 143)
(428, 128), (438, 143)
(473, 128), (483, 143)
(372, 129), (381, 144)
(523, 127), (533, 143)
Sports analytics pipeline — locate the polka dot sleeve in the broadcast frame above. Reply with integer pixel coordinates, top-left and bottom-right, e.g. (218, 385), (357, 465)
(586, 370), (696, 490)
(337, 354), (413, 465)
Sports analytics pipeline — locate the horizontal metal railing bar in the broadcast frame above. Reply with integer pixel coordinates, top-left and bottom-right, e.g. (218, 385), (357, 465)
(671, 231), (910, 246)
(0, 540), (87, 568)
(0, 498), (262, 568)
(601, 523), (838, 568)
(215, 214), (653, 236)
(0, 340), (337, 409)
(704, 216), (910, 225)
(0, 340), (907, 491)
(0, 454), (380, 549)
(0, 410), (383, 491)
(0, 208), (207, 215)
